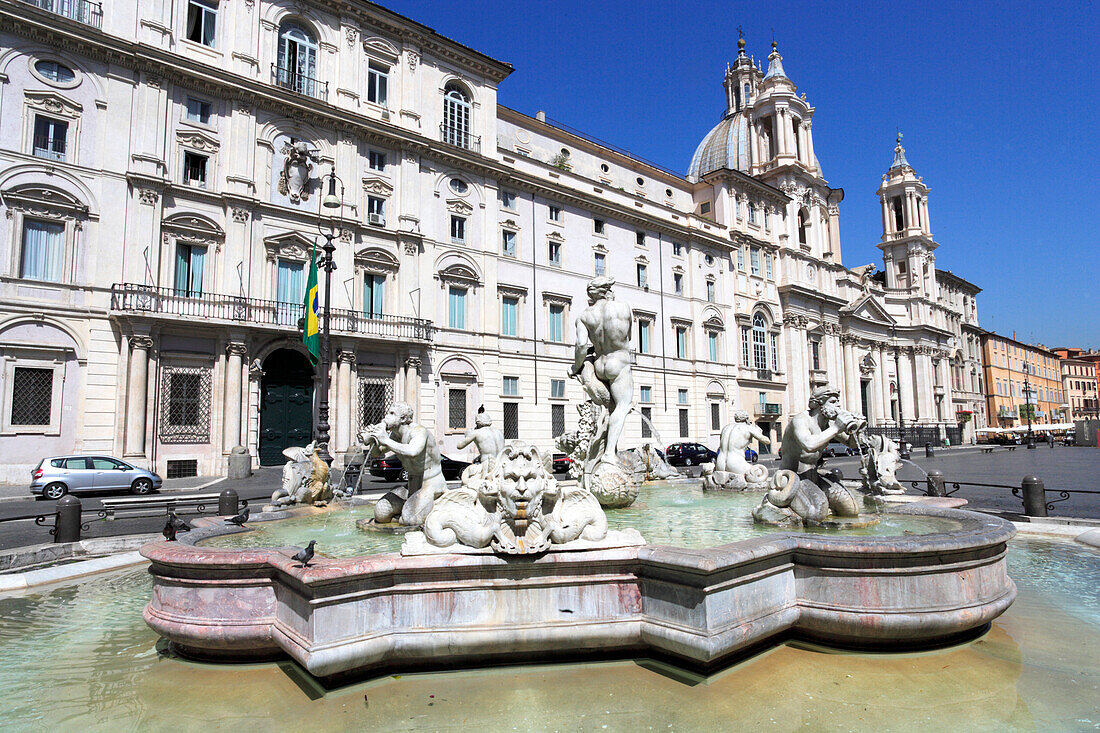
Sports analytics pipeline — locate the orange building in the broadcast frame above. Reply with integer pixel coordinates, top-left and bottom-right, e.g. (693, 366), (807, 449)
(1053, 348), (1100, 420)
(980, 333), (1065, 428)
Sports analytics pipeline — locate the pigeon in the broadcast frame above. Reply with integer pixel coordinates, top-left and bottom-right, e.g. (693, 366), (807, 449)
(162, 517), (177, 542)
(292, 540), (317, 568)
(225, 506), (250, 526)
(169, 511), (191, 532)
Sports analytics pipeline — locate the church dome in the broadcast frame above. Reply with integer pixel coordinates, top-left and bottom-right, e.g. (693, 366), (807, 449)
(687, 111), (752, 182)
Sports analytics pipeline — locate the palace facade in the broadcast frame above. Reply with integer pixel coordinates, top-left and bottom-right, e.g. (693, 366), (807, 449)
(0, 0), (985, 481)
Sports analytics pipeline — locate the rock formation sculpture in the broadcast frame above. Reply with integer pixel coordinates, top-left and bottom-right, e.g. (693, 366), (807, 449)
(360, 401), (444, 526)
(703, 409), (770, 491)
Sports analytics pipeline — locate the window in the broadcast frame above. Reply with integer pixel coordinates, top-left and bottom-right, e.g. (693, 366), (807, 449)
(640, 386), (652, 403)
(183, 151), (208, 188)
(749, 247), (760, 276)
(364, 274), (384, 319)
(185, 97), (212, 124)
(501, 190), (517, 209)
(636, 231), (646, 247)
(168, 371), (202, 431)
(551, 379), (566, 399)
(708, 331), (719, 362)
(548, 241), (562, 266)
(174, 243), (205, 298)
(764, 208), (771, 230)
(673, 272), (683, 295)
(10, 367), (52, 426)
(770, 333), (779, 371)
(594, 252), (606, 276)
(638, 319), (651, 353)
(706, 280), (715, 302)
(700, 201), (712, 215)
(672, 242), (683, 256)
(679, 409), (689, 438)
(678, 388), (688, 405)
(549, 205), (562, 222)
(34, 60), (74, 83)
(20, 219), (64, 282)
(449, 178), (468, 194)
(368, 150), (386, 171)
(748, 203), (757, 225)
(277, 23), (319, 96)
(551, 403), (565, 435)
(186, 0), (217, 47)
(450, 216), (466, 245)
(741, 327), (751, 365)
(503, 376), (519, 396)
(641, 406), (652, 438)
(276, 259), (304, 325)
(443, 83), (472, 148)
(367, 196), (385, 225)
(752, 314), (767, 369)
(503, 402), (519, 440)
(502, 230), (517, 257)
(637, 264), (648, 288)
(736, 248), (745, 271)
(810, 339), (821, 371)
(705, 254), (715, 265)
(448, 287), (467, 329)
(765, 253), (773, 279)
(32, 116), (67, 161)
(798, 209), (809, 245)
(711, 403), (721, 431)
(594, 219), (605, 235)
(676, 327), (687, 358)
(636, 177), (645, 186)
(448, 388), (467, 429)
(501, 296), (518, 336)
(367, 61), (388, 106)
(548, 304), (564, 342)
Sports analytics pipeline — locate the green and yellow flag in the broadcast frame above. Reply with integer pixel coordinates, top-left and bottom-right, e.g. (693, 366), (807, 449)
(302, 247), (320, 364)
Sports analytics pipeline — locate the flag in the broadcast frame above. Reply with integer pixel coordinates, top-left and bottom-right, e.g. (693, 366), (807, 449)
(302, 248), (320, 364)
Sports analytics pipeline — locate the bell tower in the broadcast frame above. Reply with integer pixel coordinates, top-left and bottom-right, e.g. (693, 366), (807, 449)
(723, 28), (758, 115)
(877, 134), (937, 297)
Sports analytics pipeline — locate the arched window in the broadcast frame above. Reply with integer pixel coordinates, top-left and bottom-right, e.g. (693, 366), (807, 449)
(797, 209), (809, 246)
(277, 22), (318, 96)
(752, 313), (768, 369)
(443, 83), (472, 149)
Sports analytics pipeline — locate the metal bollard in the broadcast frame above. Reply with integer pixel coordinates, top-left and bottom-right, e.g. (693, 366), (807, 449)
(1021, 476), (1047, 517)
(218, 488), (240, 516)
(926, 470), (946, 497)
(925, 442), (935, 458)
(54, 495), (83, 543)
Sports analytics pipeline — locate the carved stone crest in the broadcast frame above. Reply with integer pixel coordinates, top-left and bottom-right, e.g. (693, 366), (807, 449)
(277, 140), (319, 202)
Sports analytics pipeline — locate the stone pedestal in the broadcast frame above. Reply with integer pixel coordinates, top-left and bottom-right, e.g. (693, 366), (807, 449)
(227, 446), (251, 480)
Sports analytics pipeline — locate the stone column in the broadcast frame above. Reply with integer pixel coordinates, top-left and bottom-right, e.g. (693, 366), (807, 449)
(898, 347), (916, 423)
(782, 316), (805, 415)
(404, 356), (422, 416)
(880, 196), (891, 235)
(223, 341), (246, 449)
(125, 335), (154, 457)
(803, 120), (816, 169)
(872, 345), (887, 425)
(917, 350), (935, 423)
(842, 336), (860, 412)
(335, 350), (355, 454)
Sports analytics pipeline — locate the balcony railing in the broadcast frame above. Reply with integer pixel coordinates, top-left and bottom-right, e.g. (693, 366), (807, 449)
(272, 65), (328, 101)
(22, 0), (102, 27)
(439, 124), (481, 153)
(33, 135), (66, 161)
(110, 284), (433, 341)
(754, 403), (783, 417)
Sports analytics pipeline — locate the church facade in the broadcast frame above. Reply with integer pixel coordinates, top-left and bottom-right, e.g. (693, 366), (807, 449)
(0, 0), (985, 481)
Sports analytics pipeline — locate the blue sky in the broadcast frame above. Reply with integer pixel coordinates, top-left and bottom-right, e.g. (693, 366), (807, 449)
(384, 1), (1099, 347)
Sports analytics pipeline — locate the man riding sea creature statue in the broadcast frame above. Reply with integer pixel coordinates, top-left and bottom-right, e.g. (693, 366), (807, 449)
(360, 402), (445, 527)
(702, 409), (771, 491)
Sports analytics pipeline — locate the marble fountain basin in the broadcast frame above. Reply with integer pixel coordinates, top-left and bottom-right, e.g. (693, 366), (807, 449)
(140, 498), (1017, 681)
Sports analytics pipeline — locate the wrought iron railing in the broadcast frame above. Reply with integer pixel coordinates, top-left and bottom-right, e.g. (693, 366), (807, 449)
(754, 403), (783, 416)
(32, 134), (66, 161)
(272, 64), (329, 101)
(21, 0), (102, 27)
(439, 124), (481, 153)
(110, 283), (433, 341)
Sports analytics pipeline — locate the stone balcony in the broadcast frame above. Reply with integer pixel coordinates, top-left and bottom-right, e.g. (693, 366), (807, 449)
(754, 403), (783, 417)
(109, 283), (433, 342)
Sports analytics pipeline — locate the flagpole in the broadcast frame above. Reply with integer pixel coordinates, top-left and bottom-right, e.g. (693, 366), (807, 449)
(316, 166), (344, 465)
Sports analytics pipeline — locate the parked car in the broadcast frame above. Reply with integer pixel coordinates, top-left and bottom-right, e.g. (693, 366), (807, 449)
(665, 442), (718, 467)
(31, 455), (162, 500)
(744, 447), (759, 464)
(822, 442), (857, 458)
(551, 453), (574, 474)
(368, 455), (472, 482)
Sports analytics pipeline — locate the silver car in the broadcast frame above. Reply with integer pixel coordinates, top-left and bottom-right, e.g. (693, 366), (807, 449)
(31, 455), (163, 500)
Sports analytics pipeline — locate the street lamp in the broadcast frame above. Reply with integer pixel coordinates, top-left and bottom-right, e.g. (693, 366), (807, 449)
(1022, 362), (1036, 449)
(315, 165), (344, 465)
(892, 326), (910, 460)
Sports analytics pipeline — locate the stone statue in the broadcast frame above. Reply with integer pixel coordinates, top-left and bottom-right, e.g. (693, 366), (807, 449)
(555, 402), (598, 481)
(564, 276), (639, 507)
(408, 442), (624, 556)
(851, 263), (877, 292)
(277, 140), (319, 202)
(270, 442), (333, 508)
(702, 409), (770, 491)
(859, 433), (906, 494)
(360, 401), (445, 527)
(752, 386), (867, 526)
(632, 442), (677, 481)
(457, 406), (505, 464)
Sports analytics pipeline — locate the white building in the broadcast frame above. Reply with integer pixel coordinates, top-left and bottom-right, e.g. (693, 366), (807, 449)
(0, 1), (984, 482)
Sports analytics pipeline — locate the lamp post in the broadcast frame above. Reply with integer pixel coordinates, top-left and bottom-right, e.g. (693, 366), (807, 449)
(315, 166), (344, 465)
(1022, 362), (1036, 449)
(892, 327), (910, 460)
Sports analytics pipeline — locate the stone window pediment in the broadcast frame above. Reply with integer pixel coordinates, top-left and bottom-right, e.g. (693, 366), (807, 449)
(542, 291), (572, 307)
(2, 185), (89, 221)
(362, 177), (393, 196)
(704, 316), (725, 331)
(498, 283), (527, 300)
(355, 246), (399, 275)
(362, 36), (400, 63)
(632, 308), (656, 320)
(162, 213), (224, 251)
(546, 230), (565, 242)
(438, 263), (479, 286)
(670, 316), (693, 328)
(176, 129), (220, 152)
(446, 198), (473, 216)
(25, 90), (82, 118)
(263, 232), (314, 262)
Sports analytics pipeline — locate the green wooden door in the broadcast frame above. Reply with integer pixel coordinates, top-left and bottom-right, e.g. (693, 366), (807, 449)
(259, 350), (314, 465)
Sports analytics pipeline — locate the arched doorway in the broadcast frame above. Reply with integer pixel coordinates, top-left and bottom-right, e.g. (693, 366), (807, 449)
(259, 349), (314, 465)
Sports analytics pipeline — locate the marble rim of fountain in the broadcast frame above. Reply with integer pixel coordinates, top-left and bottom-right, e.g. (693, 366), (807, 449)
(141, 504), (1017, 678)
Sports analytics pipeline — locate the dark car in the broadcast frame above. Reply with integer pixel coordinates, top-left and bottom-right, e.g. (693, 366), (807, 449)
(665, 442), (718, 467)
(744, 447), (759, 464)
(822, 442), (857, 458)
(369, 455), (472, 482)
(551, 453), (574, 474)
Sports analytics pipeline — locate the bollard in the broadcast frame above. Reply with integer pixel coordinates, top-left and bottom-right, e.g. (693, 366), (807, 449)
(925, 442), (935, 458)
(54, 495), (82, 543)
(926, 470), (946, 497)
(218, 488), (240, 516)
(1021, 476), (1047, 517)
